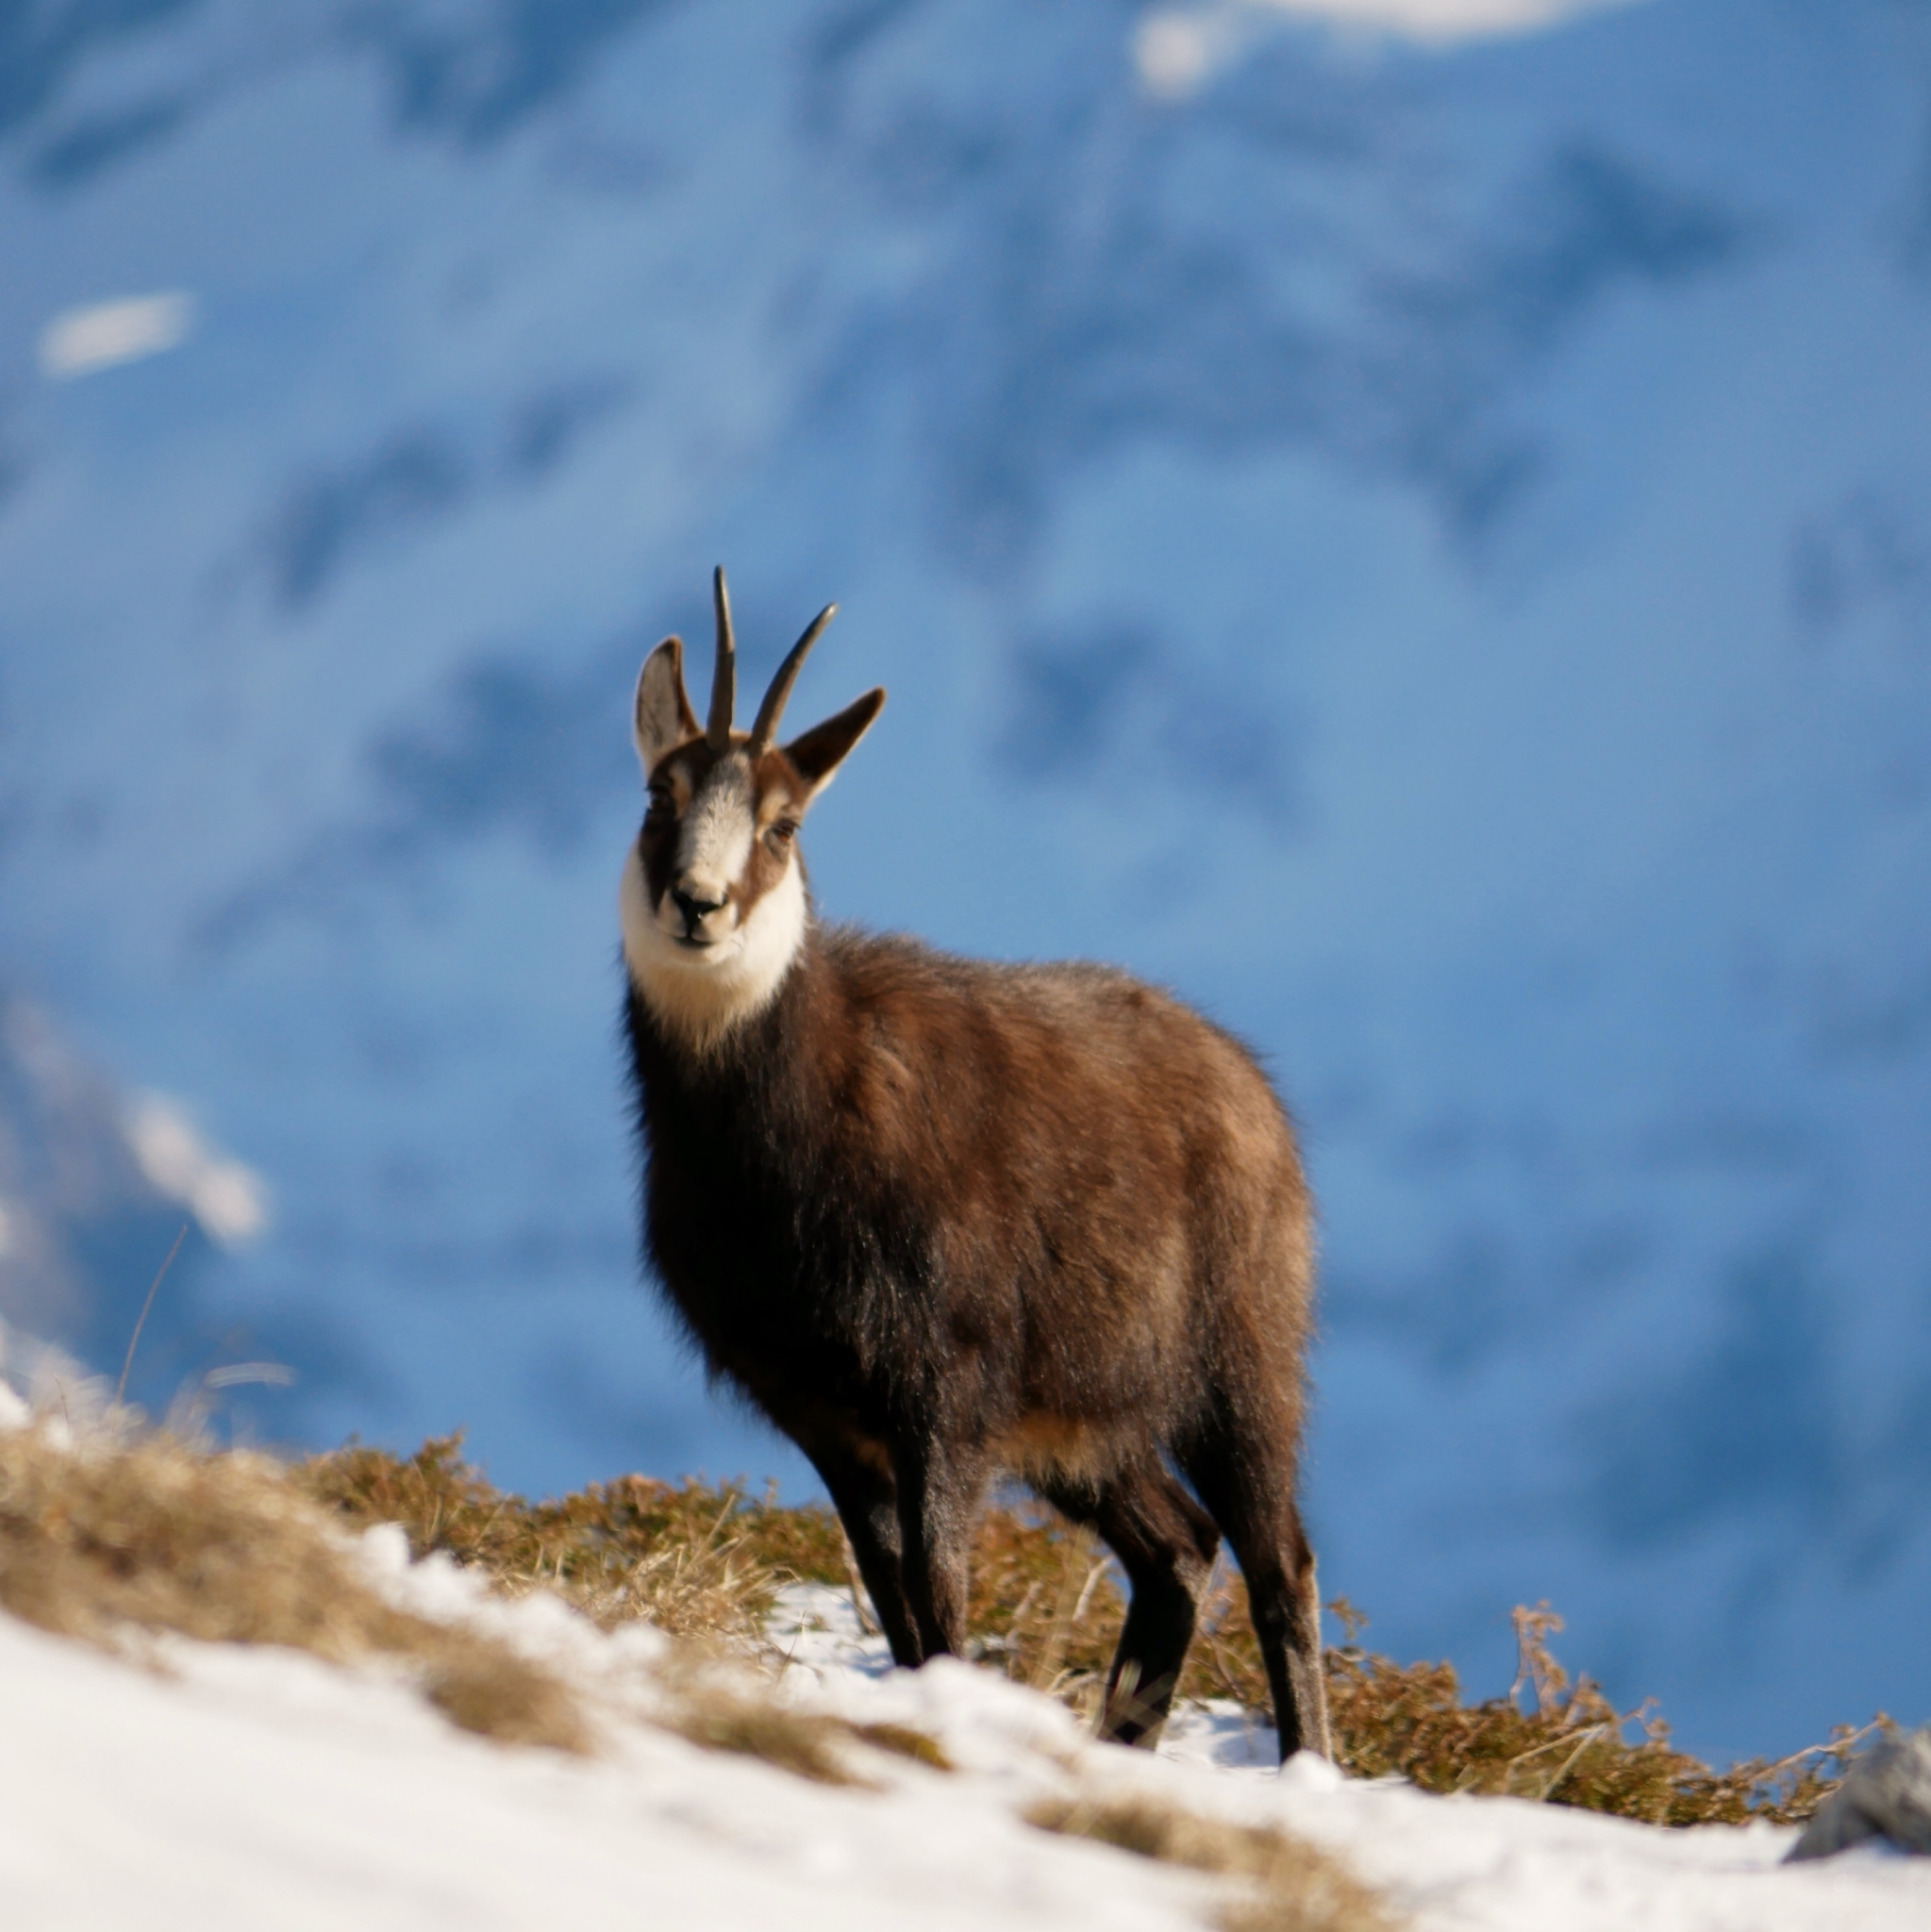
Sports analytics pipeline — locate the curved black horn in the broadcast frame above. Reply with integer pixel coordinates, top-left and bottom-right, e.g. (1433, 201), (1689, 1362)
(707, 565), (736, 752)
(747, 603), (838, 756)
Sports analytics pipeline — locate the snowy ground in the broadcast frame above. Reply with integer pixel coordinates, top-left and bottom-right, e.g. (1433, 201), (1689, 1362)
(1, 1541), (1924, 1932)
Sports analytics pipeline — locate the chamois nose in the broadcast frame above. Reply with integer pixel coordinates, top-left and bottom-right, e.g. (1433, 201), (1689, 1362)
(671, 883), (727, 931)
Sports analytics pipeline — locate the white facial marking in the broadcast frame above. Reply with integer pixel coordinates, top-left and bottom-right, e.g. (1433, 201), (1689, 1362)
(674, 766), (755, 908)
(620, 840), (808, 1056)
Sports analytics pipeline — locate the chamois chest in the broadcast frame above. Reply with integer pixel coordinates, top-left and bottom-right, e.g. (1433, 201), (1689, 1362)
(624, 990), (923, 1404)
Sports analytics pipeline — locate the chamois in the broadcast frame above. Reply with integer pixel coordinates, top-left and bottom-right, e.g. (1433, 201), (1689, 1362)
(620, 569), (1330, 1760)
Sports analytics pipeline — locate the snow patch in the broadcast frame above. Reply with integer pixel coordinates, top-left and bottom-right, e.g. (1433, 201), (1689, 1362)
(1133, 0), (1652, 97)
(1, 1542), (1926, 1930)
(38, 292), (196, 379)
(122, 1092), (270, 1247)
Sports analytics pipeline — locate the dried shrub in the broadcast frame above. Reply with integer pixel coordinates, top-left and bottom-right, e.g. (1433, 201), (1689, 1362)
(966, 1496), (1125, 1710)
(1028, 1790), (1393, 1932)
(1187, 1586), (1870, 1828)
(297, 1439), (1873, 1825)
(654, 1667), (872, 1784)
(300, 1436), (952, 1781)
(423, 1652), (588, 1751)
(0, 1425), (588, 1753)
(299, 1432), (843, 1641)
(1323, 1603), (1878, 1826)
(851, 1720), (956, 1771)
(950, 1510), (1869, 1827)
(0, 1425), (948, 1784)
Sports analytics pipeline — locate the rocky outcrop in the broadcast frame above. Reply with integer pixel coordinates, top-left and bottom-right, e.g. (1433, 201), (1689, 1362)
(1789, 1727), (1931, 1860)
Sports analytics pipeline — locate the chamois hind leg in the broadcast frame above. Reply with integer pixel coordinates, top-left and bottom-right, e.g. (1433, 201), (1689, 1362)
(1038, 1458), (1220, 1749)
(794, 1428), (924, 1668)
(1181, 1425), (1331, 1762)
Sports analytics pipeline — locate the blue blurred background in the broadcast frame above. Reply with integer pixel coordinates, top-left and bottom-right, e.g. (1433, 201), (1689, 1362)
(2, 0), (1927, 1762)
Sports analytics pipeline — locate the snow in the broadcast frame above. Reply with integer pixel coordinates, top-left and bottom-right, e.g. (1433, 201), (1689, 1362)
(1, 1554), (1923, 1932)
(38, 291), (197, 379)
(1133, 0), (1653, 102)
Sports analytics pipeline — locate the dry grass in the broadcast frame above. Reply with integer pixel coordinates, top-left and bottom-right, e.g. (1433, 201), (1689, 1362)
(966, 1497), (1124, 1705)
(1190, 1591), (1872, 1827)
(1028, 1790), (1394, 1932)
(294, 1437), (1873, 1825)
(1319, 1602), (1878, 1826)
(939, 1499), (1867, 1828)
(299, 1433), (956, 1782)
(643, 1648), (954, 1786)
(300, 1432), (841, 1642)
(0, 1424), (589, 1753)
(649, 1657), (878, 1783)
(0, 1422), (942, 1784)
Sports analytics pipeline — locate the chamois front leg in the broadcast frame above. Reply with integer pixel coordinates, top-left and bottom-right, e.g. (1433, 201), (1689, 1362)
(797, 1433), (925, 1668)
(891, 1434), (986, 1661)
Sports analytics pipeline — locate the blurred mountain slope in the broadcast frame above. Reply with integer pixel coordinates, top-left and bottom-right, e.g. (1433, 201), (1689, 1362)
(0, 0), (1926, 1757)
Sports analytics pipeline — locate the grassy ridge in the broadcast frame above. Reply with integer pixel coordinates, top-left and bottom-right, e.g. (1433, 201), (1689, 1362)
(0, 1423), (958, 1782)
(301, 1435), (1879, 1826)
(0, 1426), (590, 1751)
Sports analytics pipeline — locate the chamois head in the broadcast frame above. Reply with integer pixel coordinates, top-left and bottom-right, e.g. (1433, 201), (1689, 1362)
(620, 567), (885, 1048)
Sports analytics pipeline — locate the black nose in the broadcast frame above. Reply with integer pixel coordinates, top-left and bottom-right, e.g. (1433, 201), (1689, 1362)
(671, 885), (726, 931)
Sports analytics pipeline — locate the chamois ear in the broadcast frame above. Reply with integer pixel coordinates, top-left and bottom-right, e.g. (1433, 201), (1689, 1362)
(633, 637), (700, 774)
(785, 688), (886, 801)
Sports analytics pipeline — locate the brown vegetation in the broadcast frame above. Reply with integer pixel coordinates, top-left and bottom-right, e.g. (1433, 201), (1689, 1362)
(1028, 1789), (1393, 1932)
(0, 1424), (589, 1753)
(300, 1438), (1870, 1827)
(644, 1647), (952, 1785)
(300, 1430), (824, 1642)
(0, 1418), (1872, 1839)
(0, 1422), (942, 1783)
(1318, 1602), (1879, 1827)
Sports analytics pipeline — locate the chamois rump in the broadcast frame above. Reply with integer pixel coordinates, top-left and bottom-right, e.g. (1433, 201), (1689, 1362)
(620, 569), (1329, 1760)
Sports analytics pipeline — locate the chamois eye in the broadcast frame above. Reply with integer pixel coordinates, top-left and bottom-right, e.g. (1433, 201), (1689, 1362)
(769, 817), (798, 846)
(646, 786), (673, 818)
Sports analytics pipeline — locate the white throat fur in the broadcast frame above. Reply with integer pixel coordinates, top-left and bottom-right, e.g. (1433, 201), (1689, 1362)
(619, 846), (807, 1053)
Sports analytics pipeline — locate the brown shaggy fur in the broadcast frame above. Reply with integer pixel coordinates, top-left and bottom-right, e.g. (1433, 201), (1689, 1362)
(621, 580), (1329, 1759)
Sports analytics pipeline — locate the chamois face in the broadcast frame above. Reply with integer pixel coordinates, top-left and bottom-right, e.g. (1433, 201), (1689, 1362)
(619, 578), (884, 1050)
(620, 732), (814, 1046)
